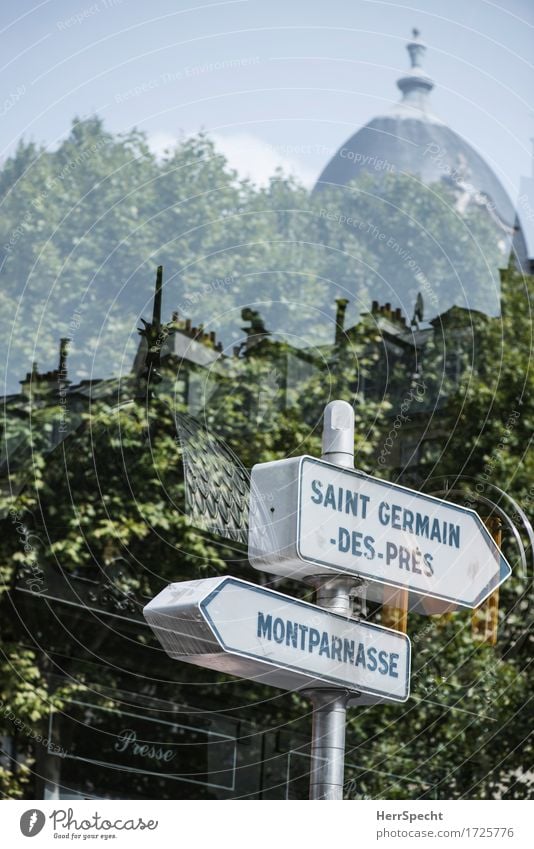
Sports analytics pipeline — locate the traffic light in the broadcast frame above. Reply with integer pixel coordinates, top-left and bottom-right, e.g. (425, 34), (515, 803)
(471, 516), (501, 646)
(381, 586), (408, 633)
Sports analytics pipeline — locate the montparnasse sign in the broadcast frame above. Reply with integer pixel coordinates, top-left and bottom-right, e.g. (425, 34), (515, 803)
(143, 576), (411, 703)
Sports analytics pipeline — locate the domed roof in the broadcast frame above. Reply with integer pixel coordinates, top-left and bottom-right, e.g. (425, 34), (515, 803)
(315, 30), (515, 230)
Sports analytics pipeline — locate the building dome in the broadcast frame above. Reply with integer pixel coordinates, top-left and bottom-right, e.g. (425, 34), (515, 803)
(313, 30), (530, 322)
(315, 30), (516, 234)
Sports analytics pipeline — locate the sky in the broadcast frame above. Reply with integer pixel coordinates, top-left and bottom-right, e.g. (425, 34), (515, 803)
(0, 0), (533, 203)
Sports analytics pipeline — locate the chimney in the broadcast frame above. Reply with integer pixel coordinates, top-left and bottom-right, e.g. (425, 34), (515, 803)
(335, 298), (349, 345)
(58, 337), (69, 378)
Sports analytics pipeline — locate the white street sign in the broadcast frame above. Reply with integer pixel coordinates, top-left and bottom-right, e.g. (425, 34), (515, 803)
(249, 456), (512, 610)
(143, 576), (411, 703)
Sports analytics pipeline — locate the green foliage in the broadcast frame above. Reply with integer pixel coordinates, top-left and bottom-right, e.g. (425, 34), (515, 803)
(0, 117), (531, 800)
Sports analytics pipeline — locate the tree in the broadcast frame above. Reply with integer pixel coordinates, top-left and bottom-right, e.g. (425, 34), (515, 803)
(357, 265), (533, 800)
(1, 117), (531, 799)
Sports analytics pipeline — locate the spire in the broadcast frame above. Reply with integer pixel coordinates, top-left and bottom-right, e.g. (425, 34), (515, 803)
(152, 264), (163, 330)
(406, 27), (425, 69)
(137, 265), (174, 387)
(396, 29), (435, 114)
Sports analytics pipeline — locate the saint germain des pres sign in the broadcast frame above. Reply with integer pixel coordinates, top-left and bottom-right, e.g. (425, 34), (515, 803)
(248, 456), (511, 609)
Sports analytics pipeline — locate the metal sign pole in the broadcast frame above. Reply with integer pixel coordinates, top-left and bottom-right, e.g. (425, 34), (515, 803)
(308, 686), (350, 800)
(307, 400), (362, 800)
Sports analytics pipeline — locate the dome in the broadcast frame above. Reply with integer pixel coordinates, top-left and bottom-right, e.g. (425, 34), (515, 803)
(312, 29), (530, 322)
(315, 30), (516, 233)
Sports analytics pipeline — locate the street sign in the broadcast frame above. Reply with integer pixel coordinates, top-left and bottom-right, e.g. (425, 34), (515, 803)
(249, 455), (512, 610)
(143, 576), (411, 703)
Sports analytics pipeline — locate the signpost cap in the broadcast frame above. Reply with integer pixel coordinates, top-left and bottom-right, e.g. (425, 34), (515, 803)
(322, 400), (354, 467)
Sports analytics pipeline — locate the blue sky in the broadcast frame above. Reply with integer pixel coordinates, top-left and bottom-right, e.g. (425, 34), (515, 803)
(1, 0), (533, 201)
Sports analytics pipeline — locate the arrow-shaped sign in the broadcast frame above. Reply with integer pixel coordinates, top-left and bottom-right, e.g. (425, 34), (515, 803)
(249, 456), (512, 611)
(143, 576), (411, 703)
